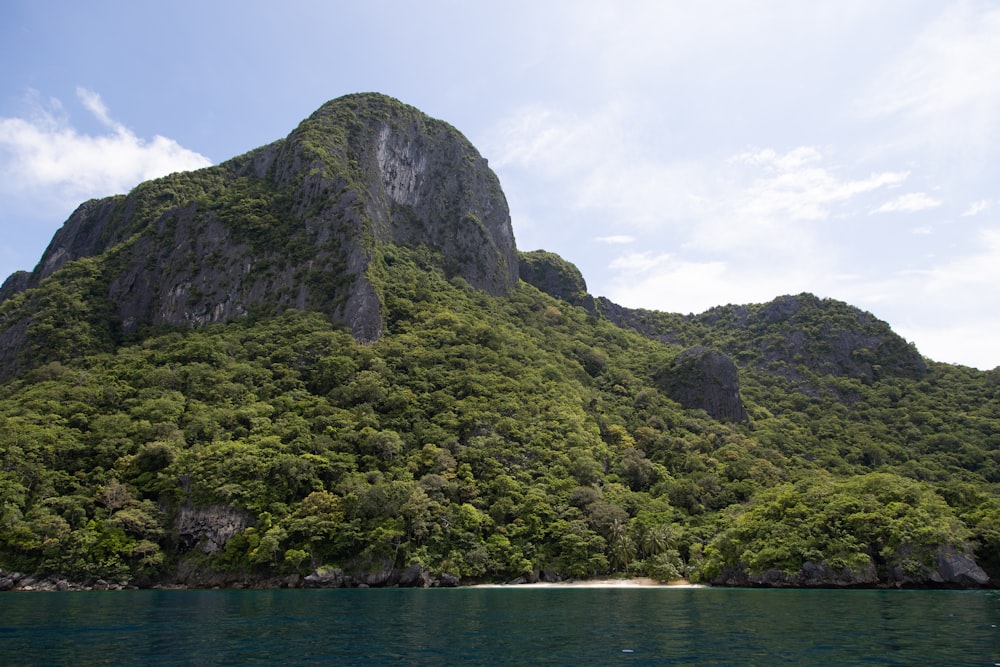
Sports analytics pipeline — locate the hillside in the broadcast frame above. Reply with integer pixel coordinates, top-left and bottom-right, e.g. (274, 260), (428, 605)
(1, 94), (997, 591)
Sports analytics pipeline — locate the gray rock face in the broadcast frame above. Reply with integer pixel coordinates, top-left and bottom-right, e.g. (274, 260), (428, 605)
(303, 564), (437, 588)
(655, 346), (750, 423)
(714, 562), (878, 588)
(368, 114), (518, 296)
(175, 505), (251, 555)
(304, 568), (348, 588)
(437, 572), (460, 587)
(922, 546), (989, 587)
(0, 270), (30, 303)
(0, 94), (518, 369)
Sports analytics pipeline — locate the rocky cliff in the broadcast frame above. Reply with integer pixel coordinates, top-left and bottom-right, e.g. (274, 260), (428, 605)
(654, 346), (750, 424)
(0, 94), (518, 377)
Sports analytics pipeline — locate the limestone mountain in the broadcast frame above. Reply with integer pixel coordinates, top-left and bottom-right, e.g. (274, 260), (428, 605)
(0, 93), (517, 378)
(0, 93), (997, 591)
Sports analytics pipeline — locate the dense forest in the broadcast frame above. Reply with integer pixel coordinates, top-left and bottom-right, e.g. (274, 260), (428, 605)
(0, 94), (997, 589)
(1, 244), (997, 588)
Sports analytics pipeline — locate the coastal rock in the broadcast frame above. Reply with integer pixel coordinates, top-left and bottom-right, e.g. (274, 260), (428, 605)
(594, 293), (927, 398)
(538, 568), (562, 583)
(175, 505), (251, 554)
(712, 562), (877, 588)
(932, 546), (991, 586)
(798, 561), (878, 587)
(304, 568), (348, 588)
(354, 564), (395, 588)
(892, 545), (990, 588)
(397, 564), (433, 588)
(437, 573), (460, 587)
(304, 564), (434, 588)
(692, 294), (928, 386)
(0, 270), (30, 303)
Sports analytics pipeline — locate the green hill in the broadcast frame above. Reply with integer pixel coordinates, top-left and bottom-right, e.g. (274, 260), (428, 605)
(0, 94), (996, 590)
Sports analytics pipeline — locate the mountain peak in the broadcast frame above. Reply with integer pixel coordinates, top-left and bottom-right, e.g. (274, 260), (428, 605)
(0, 93), (518, 377)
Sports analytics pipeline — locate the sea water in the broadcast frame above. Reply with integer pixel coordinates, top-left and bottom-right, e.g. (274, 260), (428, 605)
(0, 587), (997, 665)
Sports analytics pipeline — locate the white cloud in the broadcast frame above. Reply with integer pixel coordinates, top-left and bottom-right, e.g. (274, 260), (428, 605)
(485, 53), (1000, 368)
(857, 2), (1000, 152)
(0, 88), (212, 217)
(924, 227), (1000, 297)
(728, 148), (909, 223)
(595, 235), (635, 244)
(492, 104), (924, 302)
(486, 102), (713, 231)
(605, 250), (816, 317)
(76, 87), (116, 128)
(682, 148), (910, 263)
(730, 146), (823, 171)
(490, 102), (911, 254)
(871, 192), (943, 214)
(896, 320), (1000, 370)
(606, 253), (731, 315)
(608, 251), (673, 274)
(487, 105), (616, 177)
(831, 226), (1000, 368)
(962, 199), (991, 216)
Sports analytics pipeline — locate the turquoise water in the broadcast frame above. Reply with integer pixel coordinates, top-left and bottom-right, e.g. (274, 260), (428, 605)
(0, 588), (997, 665)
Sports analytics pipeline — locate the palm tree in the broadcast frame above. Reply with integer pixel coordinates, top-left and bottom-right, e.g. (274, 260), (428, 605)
(639, 524), (674, 559)
(608, 519), (636, 573)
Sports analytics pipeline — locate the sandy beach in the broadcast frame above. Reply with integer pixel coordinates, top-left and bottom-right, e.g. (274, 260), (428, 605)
(471, 578), (703, 589)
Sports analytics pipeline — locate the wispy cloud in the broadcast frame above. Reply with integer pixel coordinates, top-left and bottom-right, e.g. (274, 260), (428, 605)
(605, 251), (811, 317)
(925, 227), (1000, 296)
(726, 147), (909, 224)
(891, 227), (1000, 368)
(481, 2), (1000, 368)
(491, 102), (911, 253)
(871, 192), (942, 214)
(608, 251), (673, 274)
(595, 235), (635, 244)
(76, 87), (116, 128)
(962, 199), (991, 216)
(0, 88), (212, 217)
(491, 104), (922, 304)
(856, 2), (1000, 153)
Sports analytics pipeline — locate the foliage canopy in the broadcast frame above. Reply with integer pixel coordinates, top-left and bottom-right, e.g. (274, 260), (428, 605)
(2, 242), (998, 585)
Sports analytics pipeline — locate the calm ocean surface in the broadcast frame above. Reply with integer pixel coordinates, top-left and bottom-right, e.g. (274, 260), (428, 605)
(0, 587), (997, 666)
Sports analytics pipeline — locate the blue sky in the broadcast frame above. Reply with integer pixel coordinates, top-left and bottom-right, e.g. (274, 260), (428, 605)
(2, 1), (999, 369)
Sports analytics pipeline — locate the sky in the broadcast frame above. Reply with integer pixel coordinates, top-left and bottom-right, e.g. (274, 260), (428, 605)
(2, 1), (999, 369)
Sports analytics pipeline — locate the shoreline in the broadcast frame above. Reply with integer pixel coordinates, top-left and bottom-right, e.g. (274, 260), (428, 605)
(470, 577), (703, 589)
(1, 570), (703, 592)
